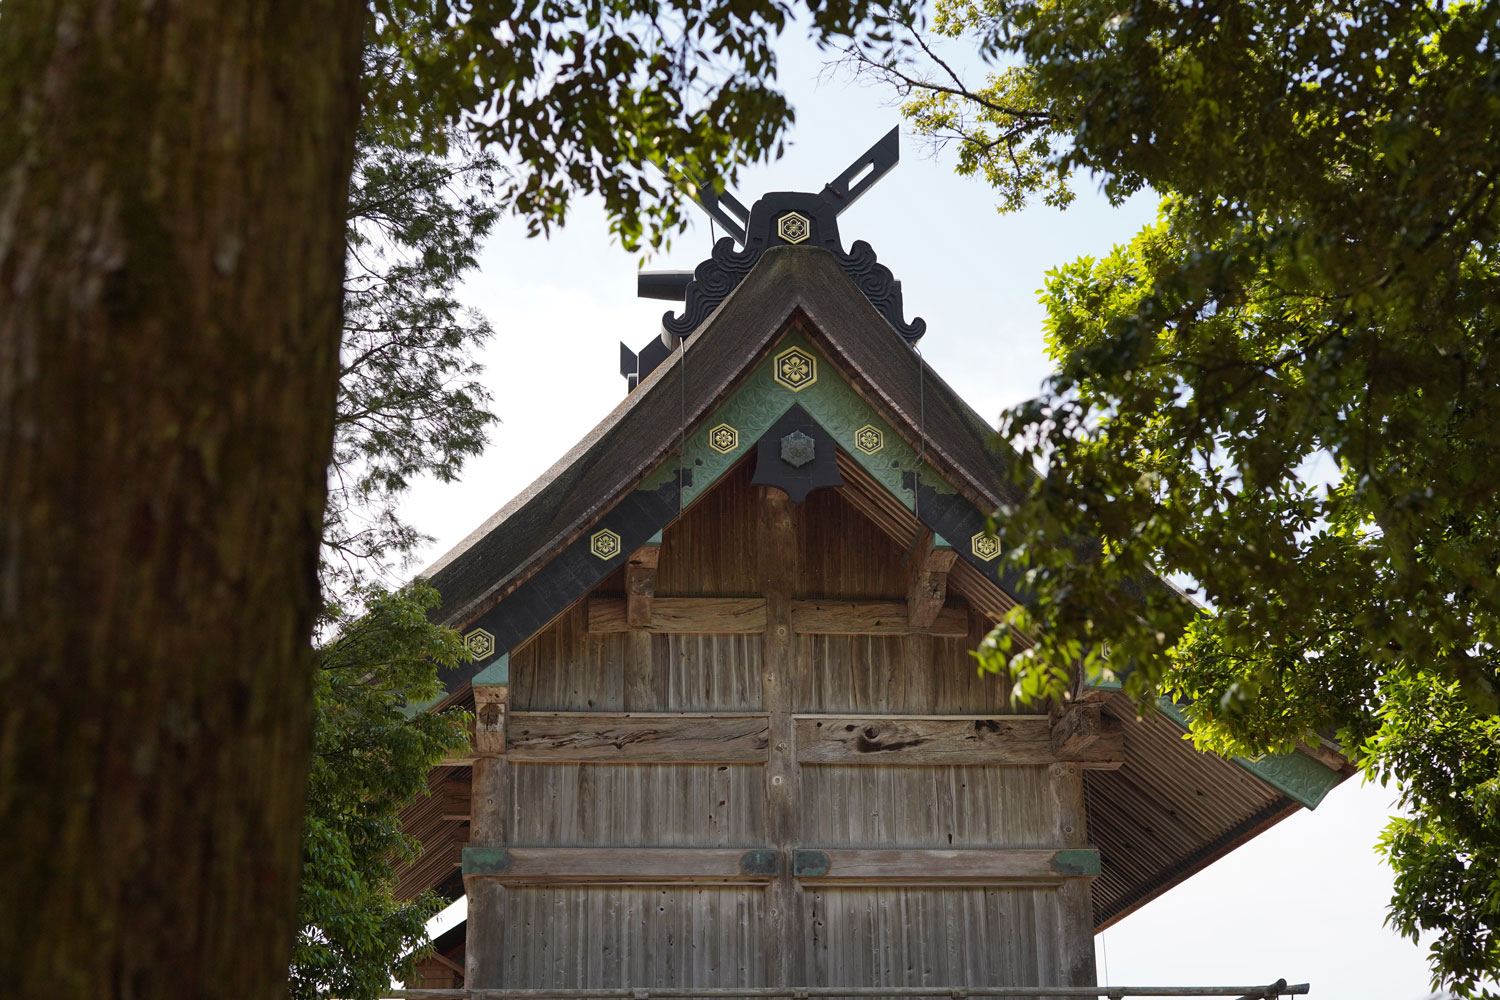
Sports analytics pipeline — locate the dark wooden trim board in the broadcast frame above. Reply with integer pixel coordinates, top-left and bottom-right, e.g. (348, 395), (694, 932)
(794, 715), (1124, 768)
(505, 712), (771, 763)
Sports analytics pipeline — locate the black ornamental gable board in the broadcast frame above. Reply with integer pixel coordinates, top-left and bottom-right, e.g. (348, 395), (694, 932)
(411, 199), (1350, 932)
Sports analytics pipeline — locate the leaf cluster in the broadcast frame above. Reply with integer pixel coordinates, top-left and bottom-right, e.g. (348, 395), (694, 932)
(369, 0), (888, 250)
(869, 1), (1500, 993)
(292, 583), (472, 1000)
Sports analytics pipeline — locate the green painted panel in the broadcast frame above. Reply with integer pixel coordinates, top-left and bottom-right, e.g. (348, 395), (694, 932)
(471, 652), (510, 687)
(792, 849), (831, 877)
(461, 847), (513, 876)
(738, 849), (780, 877)
(639, 331), (953, 512)
(1051, 848), (1102, 876)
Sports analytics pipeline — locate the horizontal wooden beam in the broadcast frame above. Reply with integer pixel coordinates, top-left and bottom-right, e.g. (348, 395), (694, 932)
(588, 596), (767, 634)
(506, 712), (771, 763)
(791, 600), (968, 637)
(434, 752), (480, 767)
(589, 597), (974, 636)
(794, 715), (1124, 768)
(462, 847), (780, 884)
(791, 848), (1100, 884)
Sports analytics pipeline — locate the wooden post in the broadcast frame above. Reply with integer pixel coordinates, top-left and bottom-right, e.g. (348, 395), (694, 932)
(757, 487), (806, 988)
(906, 530), (958, 629)
(625, 542), (661, 627)
(1049, 761), (1098, 992)
(465, 681), (510, 989)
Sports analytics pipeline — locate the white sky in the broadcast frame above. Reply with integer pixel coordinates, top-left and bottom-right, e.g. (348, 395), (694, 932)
(402, 26), (1440, 1000)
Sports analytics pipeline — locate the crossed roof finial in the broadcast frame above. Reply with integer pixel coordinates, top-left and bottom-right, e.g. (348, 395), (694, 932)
(622, 127), (925, 390)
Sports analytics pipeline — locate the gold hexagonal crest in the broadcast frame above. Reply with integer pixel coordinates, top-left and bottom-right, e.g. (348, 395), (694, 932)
(464, 628), (496, 660)
(777, 212), (810, 244)
(590, 528), (622, 560)
(854, 424), (884, 455)
(773, 346), (818, 392)
(970, 531), (1001, 562)
(708, 423), (739, 454)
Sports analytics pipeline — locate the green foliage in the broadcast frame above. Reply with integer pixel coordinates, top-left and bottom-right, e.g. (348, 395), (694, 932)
(370, 0), (888, 250)
(291, 583), (472, 1000)
(872, 1), (1500, 994)
(326, 116), (500, 585)
(1375, 679), (1500, 998)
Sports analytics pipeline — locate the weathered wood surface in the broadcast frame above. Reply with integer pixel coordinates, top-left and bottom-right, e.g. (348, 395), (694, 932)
(464, 847), (779, 884)
(459, 470), (1098, 992)
(802, 764), (1061, 849)
(589, 596), (768, 634)
(790, 600), (968, 637)
(760, 487), (807, 988)
(510, 605), (764, 713)
(803, 887), (1064, 992)
(499, 887), (768, 990)
(512, 763), (767, 846)
(625, 543), (661, 626)
(506, 712), (770, 762)
(794, 633), (1015, 715)
(791, 848), (1098, 884)
(440, 777), (471, 821)
(795, 715), (1125, 768)
(906, 531), (959, 629)
(473, 683), (509, 756)
(466, 752), (512, 986)
(1051, 703), (1103, 758)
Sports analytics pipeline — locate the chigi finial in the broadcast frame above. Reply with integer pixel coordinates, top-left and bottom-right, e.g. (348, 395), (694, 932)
(620, 127), (927, 390)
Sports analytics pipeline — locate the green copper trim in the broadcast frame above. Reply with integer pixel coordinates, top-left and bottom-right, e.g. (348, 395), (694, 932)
(1150, 695), (1340, 810)
(471, 652), (510, 687)
(1082, 680), (1340, 809)
(1050, 849), (1101, 877)
(792, 849), (831, 877)
(738, 849), (780, 877)
(461, 847), (513, 876)
(637, 331), (952, 511)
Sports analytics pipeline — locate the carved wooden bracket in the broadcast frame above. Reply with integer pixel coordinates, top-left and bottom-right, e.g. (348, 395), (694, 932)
(625, 543), (661, 627)
(1051, 703), (1104, 759)
(906, 530), (959, 629)
(473, 684), (509, 757)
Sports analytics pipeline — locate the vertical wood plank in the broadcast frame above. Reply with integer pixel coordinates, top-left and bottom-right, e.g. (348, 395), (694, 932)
(758, 486), (805, 988)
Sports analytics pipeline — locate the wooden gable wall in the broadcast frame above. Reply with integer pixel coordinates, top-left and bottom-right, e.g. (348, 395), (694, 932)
(461, 460), (1103, 993)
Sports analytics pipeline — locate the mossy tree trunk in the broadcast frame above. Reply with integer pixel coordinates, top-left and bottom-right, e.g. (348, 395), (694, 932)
(0, 2), (363, 997)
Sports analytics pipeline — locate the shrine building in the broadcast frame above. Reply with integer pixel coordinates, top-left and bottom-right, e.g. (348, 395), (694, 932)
(393, 131), (1351, 999)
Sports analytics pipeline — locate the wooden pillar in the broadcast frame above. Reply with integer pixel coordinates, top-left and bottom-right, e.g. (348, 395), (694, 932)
(1049, 759), (1098, 990)
(906, 529), (958, 629)
(464, 680), (510, 988)
(625, 542), (661, 627)
(757, 487), (805, 987)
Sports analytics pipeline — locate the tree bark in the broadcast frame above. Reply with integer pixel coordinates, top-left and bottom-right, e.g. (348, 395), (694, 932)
(0, 2), (363, 997)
